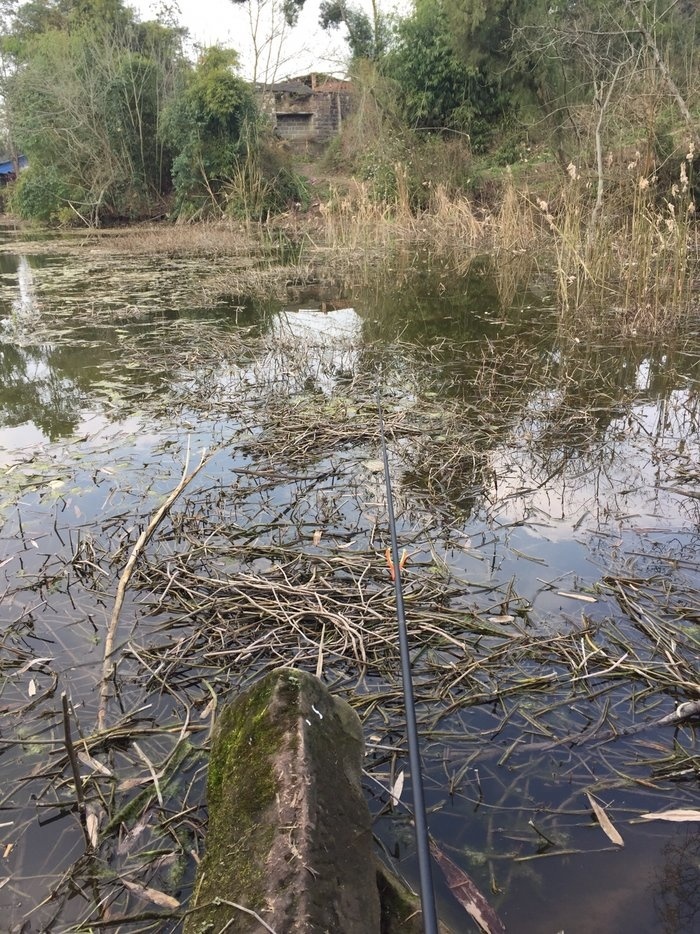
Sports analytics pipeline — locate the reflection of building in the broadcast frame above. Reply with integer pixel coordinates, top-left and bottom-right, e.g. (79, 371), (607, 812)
(0, 154), (28, 184)
(257, 74), (352, 146)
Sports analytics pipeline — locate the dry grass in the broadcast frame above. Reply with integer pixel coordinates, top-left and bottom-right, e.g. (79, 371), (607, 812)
(2, 148), (696, 333)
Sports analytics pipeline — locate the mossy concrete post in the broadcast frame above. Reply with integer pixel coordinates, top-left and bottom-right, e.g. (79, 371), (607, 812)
(185, 667), (381, 933)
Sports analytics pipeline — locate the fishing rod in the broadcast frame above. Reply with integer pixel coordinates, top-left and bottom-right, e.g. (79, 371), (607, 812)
(377, 382), (440, 934)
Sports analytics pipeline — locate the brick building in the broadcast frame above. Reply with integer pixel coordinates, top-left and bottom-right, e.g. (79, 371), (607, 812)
(258, 74), (353, 146)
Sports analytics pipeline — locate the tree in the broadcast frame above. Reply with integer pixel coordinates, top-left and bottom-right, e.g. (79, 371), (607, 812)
(319, 0), (389, 61)
(512, 0), (699, 234)
(384, 0), (508, 147)
(229, 0), (305, 86)
(160, 46), (258, 216)
(3, 0), (187, 223)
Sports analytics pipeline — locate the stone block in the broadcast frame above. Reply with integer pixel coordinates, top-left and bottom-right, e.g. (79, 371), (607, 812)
(185, 668), (381, 933)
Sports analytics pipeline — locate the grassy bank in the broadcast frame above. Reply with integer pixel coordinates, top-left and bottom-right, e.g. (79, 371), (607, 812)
(4, 142), (697, 337)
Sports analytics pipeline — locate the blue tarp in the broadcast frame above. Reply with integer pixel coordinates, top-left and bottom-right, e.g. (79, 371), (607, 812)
(0, 155), (28, 175)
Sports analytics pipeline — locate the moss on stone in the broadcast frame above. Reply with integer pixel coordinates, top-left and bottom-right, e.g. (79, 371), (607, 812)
(185, 670), (301, 934)
(186, 668), (389, 933)
(377, 862), (454, 934)
(185, 678), (294, 934)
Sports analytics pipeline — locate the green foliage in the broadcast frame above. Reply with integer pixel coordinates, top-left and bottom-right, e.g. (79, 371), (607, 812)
(8, 163), (83, 223)
(161, 46), (259, 217)
(3, 0), (186, 223)
(384, 0), (513, 150)
(267, 166), (310, 211)
(222, 128), (311, 220)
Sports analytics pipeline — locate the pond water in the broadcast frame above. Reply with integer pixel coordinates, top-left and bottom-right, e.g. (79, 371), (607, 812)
(0, 236), (699, 933)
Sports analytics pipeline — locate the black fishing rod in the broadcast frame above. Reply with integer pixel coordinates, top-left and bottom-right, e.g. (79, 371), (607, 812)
(377, 383), (439, 934)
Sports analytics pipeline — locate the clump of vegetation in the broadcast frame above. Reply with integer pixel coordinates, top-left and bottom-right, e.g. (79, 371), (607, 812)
(3, 3), (185, 224)
(1, 0), (308, 225)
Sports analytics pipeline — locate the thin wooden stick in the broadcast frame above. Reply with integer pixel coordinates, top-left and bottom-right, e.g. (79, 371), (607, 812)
(62, 692), (91, 850)
(97, 445), (212, 731)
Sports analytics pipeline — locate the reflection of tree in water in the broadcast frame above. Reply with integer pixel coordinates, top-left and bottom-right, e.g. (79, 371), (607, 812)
(0, 341), (87, 440)
(437, 333), (699, 523)
(653, 829), (700, 933)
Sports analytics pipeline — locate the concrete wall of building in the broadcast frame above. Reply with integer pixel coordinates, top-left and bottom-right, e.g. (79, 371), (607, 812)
(256, 75), (352, 146)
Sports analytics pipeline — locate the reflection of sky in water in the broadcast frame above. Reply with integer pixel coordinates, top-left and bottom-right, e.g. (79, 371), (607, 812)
(491, 384), (700, 532)
(269, 306), (360, 394)
(474, 382), (700, 621)
(274, 306), (361, 342)
(0, 421), (46, 465)
(12, 255), (38, 319)
(0, 412), (155, 468)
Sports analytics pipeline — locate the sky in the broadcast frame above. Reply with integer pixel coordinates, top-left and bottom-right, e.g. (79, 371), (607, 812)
(127, 0), (356, 80)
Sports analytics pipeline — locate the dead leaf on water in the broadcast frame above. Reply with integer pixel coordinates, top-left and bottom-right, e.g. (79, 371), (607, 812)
(15, 657), (53, 676)
(389, 770), (404, 807)
(117, 814), (151, 855)
(199, 697), (215, 720)
(27, 679), (37, 697)
(586, 793), (624, 846)
(123, 879), (179, 910)
(639, 809), (700, 822)
(86, 804), (101, 848)
(558, 591), (597, 603)
(488, 615), (514, 624)
(78, 751), (113, 777)
(117, 776), (149, 793)
(430, 840), (506, 934)
(312, 529), (323, 546)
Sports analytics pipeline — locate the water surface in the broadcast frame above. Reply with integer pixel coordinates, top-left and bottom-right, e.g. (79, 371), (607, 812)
(0, 238), (698, 933)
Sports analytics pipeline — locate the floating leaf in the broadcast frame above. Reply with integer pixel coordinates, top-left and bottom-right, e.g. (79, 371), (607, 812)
(86, 805), (100, 848)
(430, 840), (506, 934)
(389, 770), (405, 806)
(199, 698), (215, 720)
(117, 814), (151, 855)
(117, 776), (149, 793)
(640, 809), (700, 822)
(488, 615), (514, 624)
(312, 529), (323, 546)
(78, 751), (113, 777)
(27, 679), (37, 697)
(587, 793), (624, 846)
(123, 879), (179, 910)
(15, 657), (53, 676)
(557, 591), (597, 603)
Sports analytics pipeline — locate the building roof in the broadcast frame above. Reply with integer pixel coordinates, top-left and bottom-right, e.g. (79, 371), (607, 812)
(314, 79), (352, 92)
(271, 80), (313, 96)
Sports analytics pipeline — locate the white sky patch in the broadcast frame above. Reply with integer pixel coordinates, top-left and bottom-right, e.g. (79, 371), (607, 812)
(128, 0), (354, 78)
